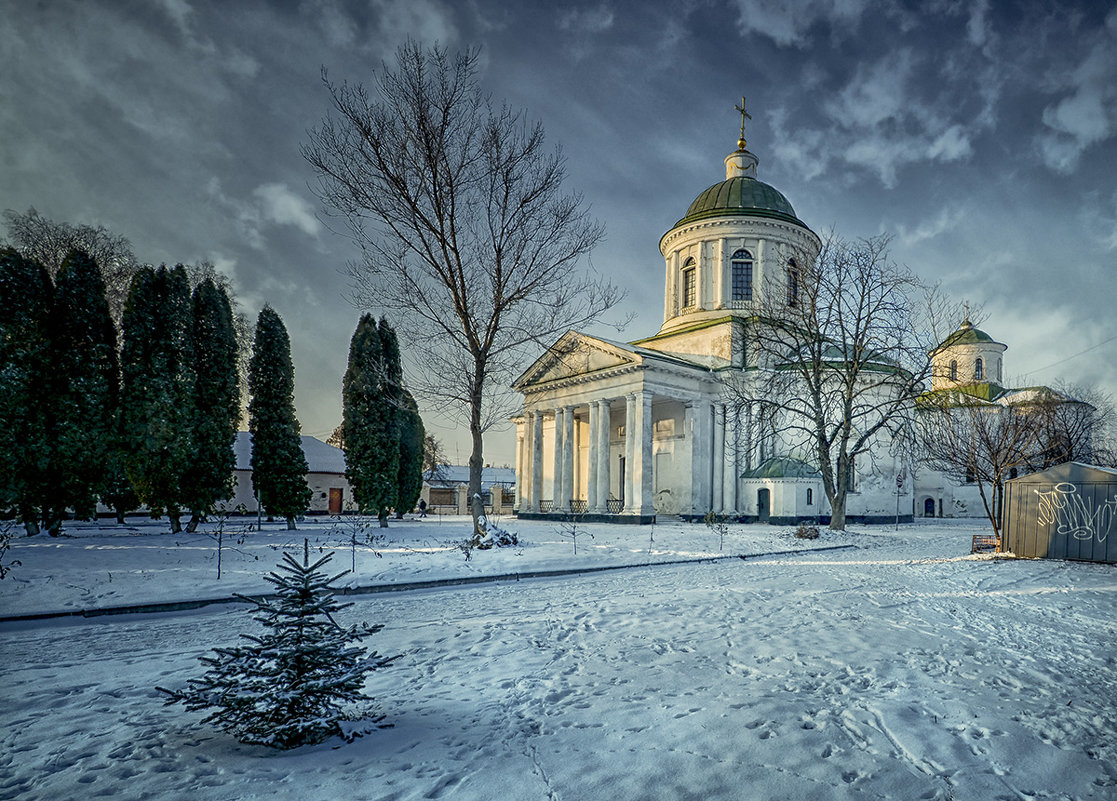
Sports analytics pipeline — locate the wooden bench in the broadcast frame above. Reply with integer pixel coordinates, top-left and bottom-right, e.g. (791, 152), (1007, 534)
(971, 534), (1000, 554)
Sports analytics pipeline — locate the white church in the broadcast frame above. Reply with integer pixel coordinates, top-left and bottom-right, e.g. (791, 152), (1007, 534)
(511, 109), (914, 524)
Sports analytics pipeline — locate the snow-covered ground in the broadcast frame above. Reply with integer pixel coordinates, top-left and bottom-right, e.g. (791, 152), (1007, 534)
(1, 516), (1115, 800)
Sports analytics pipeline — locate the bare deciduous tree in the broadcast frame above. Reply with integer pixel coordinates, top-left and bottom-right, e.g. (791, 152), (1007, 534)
(1026, 382), (1115, 470)
(918, 394), (1045, 540)
(726, 233), (946, 530)
(303, 42), (621, 543)
(3, 207), (139, 324)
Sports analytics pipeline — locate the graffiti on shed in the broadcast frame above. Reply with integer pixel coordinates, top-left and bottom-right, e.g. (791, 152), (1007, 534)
(1003, 462), (1117, 564)
(1034, 482), (1116, 544)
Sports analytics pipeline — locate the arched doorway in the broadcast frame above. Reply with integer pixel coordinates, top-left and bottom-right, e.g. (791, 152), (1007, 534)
(757, 488), (770, 523)
(923, 497), (935, 518)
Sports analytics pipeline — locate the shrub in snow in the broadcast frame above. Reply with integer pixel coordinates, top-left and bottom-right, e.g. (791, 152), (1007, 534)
(158, 540), (397, 749)
(795, 524), (820, 540)
(473, 510), (518, 550)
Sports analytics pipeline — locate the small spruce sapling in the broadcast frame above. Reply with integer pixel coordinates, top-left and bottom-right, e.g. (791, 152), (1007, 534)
(159, 539), (397, 748)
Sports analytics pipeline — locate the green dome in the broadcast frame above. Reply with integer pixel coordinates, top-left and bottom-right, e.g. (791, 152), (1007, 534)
(934, 321), (1004, 352)
(674, 176), (805, 228)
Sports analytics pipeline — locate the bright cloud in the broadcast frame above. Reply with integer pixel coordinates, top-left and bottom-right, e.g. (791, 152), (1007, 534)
(1037, 22), (1117, 173)
(253, 183), (323, 238)
(730, 0), (869, 47)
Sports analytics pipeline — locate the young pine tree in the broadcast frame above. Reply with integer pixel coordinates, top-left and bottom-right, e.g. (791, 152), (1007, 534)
(46, 249), (120, 532)
(182, 279), (241, 531)
(248, 306), (311, 529)
(395, 390), (425, 519)
(341, 315), (399, 527)
(159, 541), (396, 748)
(0, 248), (53, 535)
(120, 265), (196, 532)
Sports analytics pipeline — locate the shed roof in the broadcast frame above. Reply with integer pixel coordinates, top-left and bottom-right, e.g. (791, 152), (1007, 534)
(424, 465), (517, 486)
(1006, 462), (1117, 484)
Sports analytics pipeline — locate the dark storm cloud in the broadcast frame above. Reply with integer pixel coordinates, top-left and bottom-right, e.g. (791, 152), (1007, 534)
(2, 0), (1114, 463)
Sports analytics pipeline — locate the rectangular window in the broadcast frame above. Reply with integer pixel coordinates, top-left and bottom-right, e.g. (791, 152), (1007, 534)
(806, 487), (813, 505)
(683, 268), (696, 308)
(732, 262), (753, 301)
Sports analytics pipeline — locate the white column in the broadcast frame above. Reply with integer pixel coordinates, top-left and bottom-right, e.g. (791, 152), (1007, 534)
(561, 405), (575, 511)
(587, 402), (599, 512)
(723, 404), (739, 514)
(689, 399), (712, 516)
(514, 421), (525, 510)
(551, 409), (564, 510)
(629, 391), (654, 516)
(623, 393), (636, 511)
(531, 410), (544, 512)
(596, 399), (611, 512)
(712, 403), (725, 513)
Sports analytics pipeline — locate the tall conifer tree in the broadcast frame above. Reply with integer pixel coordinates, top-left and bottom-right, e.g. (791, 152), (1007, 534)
(183, 279), (241, 531)
(396, 389), (425, 518)
(248, 306), (310, 529)
(0, 248), (53, 535)
(47, 249), (120, 531)
(120, 265), (195, 532)
(341, 315), (398, 526)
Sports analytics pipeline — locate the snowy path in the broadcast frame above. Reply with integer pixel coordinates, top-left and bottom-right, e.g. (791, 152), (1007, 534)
(1, 522), (1115, 799)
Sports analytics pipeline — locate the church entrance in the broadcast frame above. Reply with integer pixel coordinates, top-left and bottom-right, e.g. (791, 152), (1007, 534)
(329, 487), (344, 515)
(923, 497), (935, 518)
(757, 488), (770, 522)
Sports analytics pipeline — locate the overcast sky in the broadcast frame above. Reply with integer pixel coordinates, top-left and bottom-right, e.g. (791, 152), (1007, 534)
(3, 0), (1115, 466)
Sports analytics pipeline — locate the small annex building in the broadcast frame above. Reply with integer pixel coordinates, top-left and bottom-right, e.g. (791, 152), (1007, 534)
(1002, 462), (1117, 563)
(232, 432), (351, 515)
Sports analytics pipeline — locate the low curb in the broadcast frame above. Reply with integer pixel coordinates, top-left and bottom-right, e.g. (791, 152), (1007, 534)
(0, 543), (857, 625)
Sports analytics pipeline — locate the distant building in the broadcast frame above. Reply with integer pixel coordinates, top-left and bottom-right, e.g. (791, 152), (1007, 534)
(232, 432), (351, 515)
(914, 320), (1092, 518)
(422, 465), (516, 514)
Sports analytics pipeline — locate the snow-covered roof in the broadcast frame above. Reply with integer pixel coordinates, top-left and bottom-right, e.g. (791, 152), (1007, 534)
(424, 465), (516, 486)
(234, 431), (347, 475)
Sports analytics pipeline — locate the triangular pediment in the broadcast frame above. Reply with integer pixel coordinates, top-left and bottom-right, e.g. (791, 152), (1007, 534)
(513, 331), (642, 390)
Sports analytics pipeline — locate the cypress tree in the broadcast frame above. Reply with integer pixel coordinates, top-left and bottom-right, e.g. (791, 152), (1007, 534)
(248, 306), (310, 529)
(0, 248), (53, 535)
(47, 249), (120, 531)
(341, 315), (398, 527)
(395, 390), (424, 519)
(120, 265), (195, 532)
(183, 279), (241, 531)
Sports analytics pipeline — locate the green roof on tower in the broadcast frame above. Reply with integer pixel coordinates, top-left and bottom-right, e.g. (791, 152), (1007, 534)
(675, 176), (805, 227)
(933, 320), (1005, 353)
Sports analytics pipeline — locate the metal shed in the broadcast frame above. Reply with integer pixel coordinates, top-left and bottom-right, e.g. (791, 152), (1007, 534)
(1002, 462), (1117, 563)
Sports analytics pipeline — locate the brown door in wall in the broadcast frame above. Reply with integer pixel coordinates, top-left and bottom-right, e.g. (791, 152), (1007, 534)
(328, 487), (343, 515)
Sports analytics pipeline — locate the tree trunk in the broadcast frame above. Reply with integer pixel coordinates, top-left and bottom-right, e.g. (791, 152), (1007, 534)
(169, 513), (183, 534)
(115, 509), (126, 525)
(186, 512), (201, 533)
(378, 509), (388, 528)
(468, 377), (487, 545)
(23, 519), (39, 537)
(829, 491), (847, 531)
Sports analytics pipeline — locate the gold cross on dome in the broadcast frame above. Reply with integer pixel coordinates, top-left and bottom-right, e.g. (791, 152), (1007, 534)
(734, 96), (751, 148)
